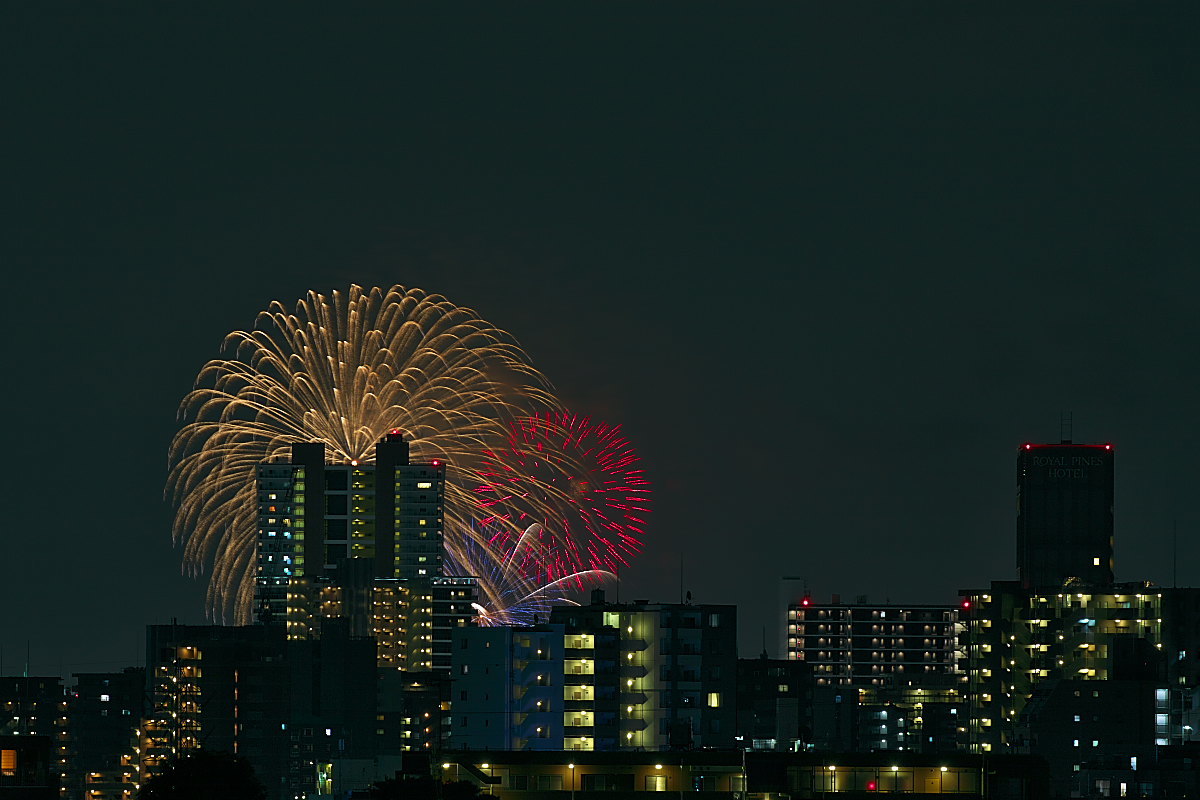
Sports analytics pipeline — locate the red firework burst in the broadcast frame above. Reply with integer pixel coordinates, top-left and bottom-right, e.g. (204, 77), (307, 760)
(473, 412), (650, 584)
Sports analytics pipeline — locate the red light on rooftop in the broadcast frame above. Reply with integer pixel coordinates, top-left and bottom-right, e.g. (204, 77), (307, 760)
(961, 600), (971, 609)
(1105, 444), (1111, 450)
(390, 428), (401, 435)
(868, 781), (878, 791)
(1024, 444), (1031, 450)
(432, 460), (440, 466)
(801, 597), (811, 607)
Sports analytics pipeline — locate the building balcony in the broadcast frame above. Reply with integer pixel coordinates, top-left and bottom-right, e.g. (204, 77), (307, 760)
(563, 725), (595, 737)
(563, 699), (594, 712)
(1107, 608), (1139, 620)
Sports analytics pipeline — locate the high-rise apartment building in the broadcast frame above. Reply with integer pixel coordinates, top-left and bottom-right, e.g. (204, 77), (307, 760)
(959, 581), (1167, 753)
(65, 668), (143, 800)
(449, 592), (737, 752)
(549, 594), (738, 751)
(784, 597), (966, 753)
(143, 622), (379, 800)
(1017, 441), (1114, 590)
(254, 432), (476, 670)
(785, 598), (963, 687)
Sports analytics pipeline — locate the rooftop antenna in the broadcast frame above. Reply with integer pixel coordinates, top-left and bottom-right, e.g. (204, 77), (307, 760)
(1060, 411), (1073, 444)
(1173, 520), (1178, 588)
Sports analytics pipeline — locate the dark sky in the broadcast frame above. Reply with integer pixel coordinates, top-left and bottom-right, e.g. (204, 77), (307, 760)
(5, 4), (1198, 676)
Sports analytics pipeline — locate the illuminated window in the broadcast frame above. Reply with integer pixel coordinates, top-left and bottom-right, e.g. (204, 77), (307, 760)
(417, 482), (433, 489)
(1093, 557), (1101, 566)
(1, 749), (15, 775)
(707, 692), (720, 708)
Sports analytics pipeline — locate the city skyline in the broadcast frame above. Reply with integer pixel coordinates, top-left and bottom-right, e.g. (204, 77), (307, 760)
(6, 4), (1200, 679)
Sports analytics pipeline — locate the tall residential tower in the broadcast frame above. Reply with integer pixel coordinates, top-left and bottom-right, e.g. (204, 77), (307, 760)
(253, 431), (476, 670)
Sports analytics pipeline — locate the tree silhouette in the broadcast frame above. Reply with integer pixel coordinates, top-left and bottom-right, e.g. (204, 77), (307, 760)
(138, 750), (266, 800)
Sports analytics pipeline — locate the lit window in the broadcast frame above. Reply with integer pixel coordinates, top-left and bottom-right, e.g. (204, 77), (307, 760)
(707, 692), (720, 708)
(1093, 557), (1101, 566)
(419, 519), (427, 526)
(417, 482), (433, 489)
(1, 749), (16, 775)
(100, 694), (110, 702)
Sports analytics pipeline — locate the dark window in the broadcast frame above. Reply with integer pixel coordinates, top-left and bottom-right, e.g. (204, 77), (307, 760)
(582, 774), (634, 792)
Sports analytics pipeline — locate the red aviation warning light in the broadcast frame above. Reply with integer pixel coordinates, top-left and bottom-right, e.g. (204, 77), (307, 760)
(961, 599), (971, 610)
(801, 596), (812, 607)
(867, 781), (878, 791)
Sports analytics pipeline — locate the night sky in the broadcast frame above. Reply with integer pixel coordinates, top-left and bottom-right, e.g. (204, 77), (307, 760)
(5, 5), (1198, 677)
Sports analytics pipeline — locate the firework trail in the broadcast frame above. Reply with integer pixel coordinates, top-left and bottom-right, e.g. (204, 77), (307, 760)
(168, 285), (558, 621)
(444, 523), (616, 626)
(474, 411), (651, 585)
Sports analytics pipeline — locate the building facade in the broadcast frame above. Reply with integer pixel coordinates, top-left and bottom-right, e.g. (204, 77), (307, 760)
(0, 677), (69, 793)
(785, 598), (963, 687)
(254, 433), (476, 671)
(0, 734), (58, 799)
(735, 654), (813, 751)
(65, 668), (143, 800)
(1016, 441), (1114, 591)
(449, 592), (737, 752)
(959, 581), (1167, 754)
(142, 622), (379, 800)
(432, 750), (1049, 799)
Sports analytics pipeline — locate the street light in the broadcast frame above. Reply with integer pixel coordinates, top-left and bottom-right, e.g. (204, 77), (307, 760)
(568, 763), (576, 800)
